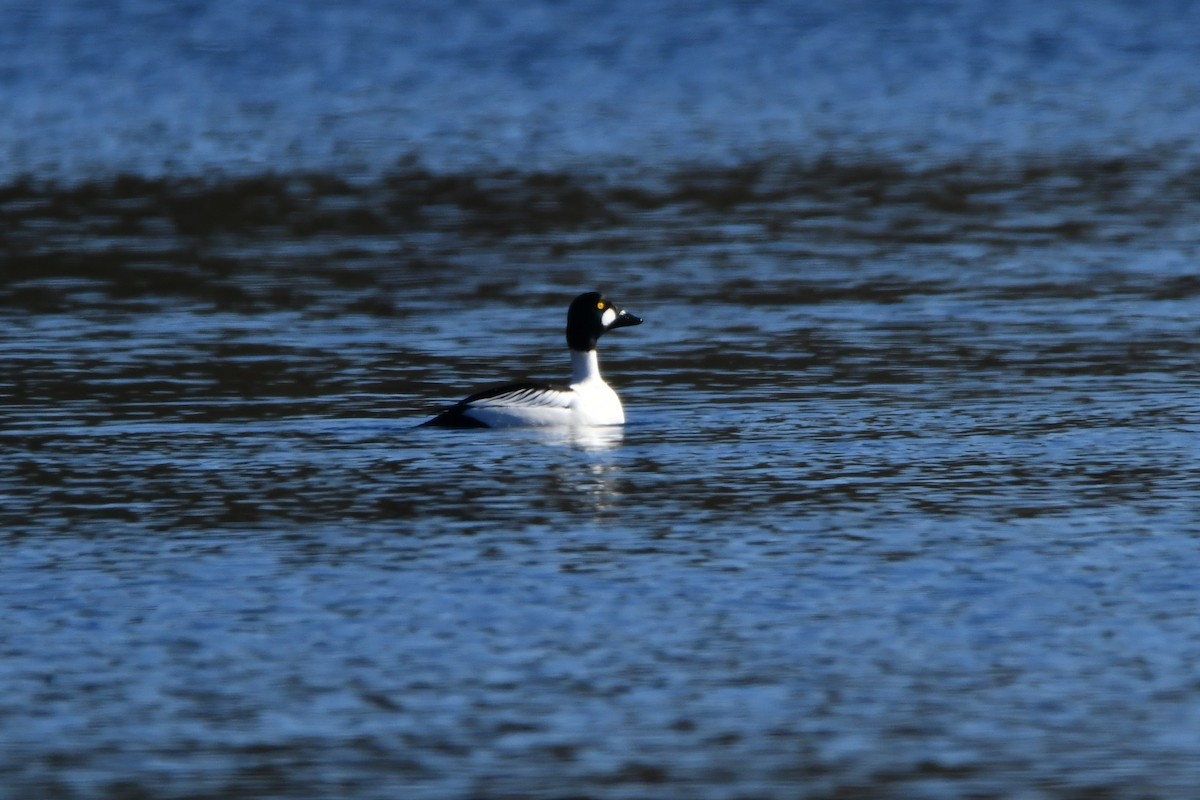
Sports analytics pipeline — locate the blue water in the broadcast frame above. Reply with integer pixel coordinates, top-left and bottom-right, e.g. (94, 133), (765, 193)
(3, 1), (1200, 798)
(4, 0), (1200, 180)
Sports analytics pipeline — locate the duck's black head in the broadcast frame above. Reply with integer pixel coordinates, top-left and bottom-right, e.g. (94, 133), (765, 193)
(566, 291), (642, 352)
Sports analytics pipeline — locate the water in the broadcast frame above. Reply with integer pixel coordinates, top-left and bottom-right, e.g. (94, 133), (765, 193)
(3, 1), (1200, 798)
(5, 0), (1200, 179)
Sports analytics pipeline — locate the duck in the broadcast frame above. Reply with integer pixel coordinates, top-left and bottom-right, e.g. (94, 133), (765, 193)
(421, 291), (642, 428)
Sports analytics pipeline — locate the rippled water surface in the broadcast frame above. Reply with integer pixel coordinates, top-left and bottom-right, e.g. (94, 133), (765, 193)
(4, 156), (1199, 800)
(4, 1), (1200, 798)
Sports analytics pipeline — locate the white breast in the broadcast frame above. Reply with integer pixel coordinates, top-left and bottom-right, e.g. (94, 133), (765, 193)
(566, 348), (625, 426)
(567, 376), (625, 426)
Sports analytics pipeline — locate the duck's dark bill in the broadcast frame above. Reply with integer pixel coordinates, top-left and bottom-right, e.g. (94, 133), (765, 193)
(609, 310), (643, 330)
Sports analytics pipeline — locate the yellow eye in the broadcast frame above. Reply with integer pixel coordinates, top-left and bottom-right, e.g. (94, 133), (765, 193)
(596, 301), (606, 310)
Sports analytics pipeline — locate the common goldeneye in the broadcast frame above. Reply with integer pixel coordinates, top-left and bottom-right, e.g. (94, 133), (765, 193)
(421, 291), (642, 428)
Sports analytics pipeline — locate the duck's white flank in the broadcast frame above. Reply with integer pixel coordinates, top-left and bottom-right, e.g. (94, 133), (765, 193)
(461, 350), (623, 428)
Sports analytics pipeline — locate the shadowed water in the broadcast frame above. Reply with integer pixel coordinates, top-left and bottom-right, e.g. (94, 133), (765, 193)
(3, 155), (1199, 799)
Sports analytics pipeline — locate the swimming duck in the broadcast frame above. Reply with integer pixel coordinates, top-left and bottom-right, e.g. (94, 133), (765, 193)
(422, 291), (642, 428)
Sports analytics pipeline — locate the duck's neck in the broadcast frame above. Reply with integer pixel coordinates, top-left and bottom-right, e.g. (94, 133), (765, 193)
(570, 348), (602, 385)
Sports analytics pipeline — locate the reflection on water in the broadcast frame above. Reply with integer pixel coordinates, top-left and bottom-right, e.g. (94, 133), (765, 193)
(2, 155), (1200, 798)
(529, 424), (626, 452)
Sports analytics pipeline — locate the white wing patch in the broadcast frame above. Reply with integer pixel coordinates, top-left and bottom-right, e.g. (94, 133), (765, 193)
(439, 372), (625, 428)
(460, 384), (577, 428)
(467, 386), (573, 409)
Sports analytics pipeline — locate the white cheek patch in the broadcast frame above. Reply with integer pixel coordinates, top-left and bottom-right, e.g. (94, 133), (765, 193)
(601, 307), (618, 327)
